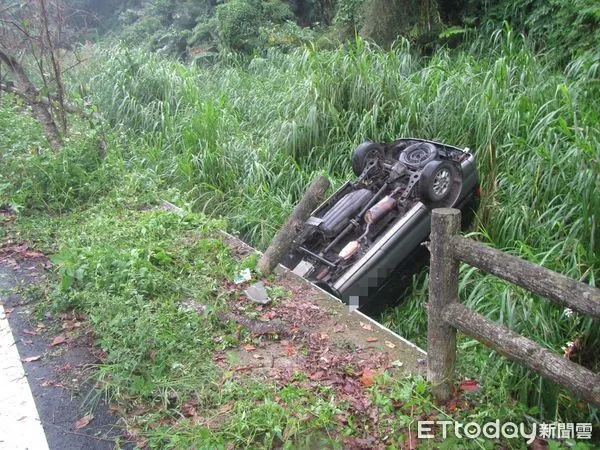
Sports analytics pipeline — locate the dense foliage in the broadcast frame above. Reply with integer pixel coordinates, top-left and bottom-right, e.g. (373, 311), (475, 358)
(3, 28), (598, 423)
(484, 0), (600, 66)
(1, 0), (599, 445)
(63, 0), (600, 68)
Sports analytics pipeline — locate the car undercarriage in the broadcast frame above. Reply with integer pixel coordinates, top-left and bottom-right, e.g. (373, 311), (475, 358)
(282, 138), (480, 311)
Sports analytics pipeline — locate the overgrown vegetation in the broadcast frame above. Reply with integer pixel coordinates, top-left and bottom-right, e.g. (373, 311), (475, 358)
(1, 0), (599, 446)
(4, 170), (543, 449)
(63, 0), (600, 68)
(483, 0), (600, 66)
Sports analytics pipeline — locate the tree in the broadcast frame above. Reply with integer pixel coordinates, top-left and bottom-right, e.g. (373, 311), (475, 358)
(360, 0), (441, 46)
(0, 0), (71, 150)
(215, 0), (294, 52)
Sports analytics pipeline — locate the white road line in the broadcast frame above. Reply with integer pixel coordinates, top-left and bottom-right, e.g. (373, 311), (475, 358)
(0, 304), (49, 450)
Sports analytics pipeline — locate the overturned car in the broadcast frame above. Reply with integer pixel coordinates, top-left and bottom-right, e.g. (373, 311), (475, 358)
(282, 138), (480, 313)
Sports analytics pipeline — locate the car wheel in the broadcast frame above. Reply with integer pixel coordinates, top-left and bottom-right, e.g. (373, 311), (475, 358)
(352, 141), (385, 176)
(419, 160), (462, 207)
(399, 142), (437, 168)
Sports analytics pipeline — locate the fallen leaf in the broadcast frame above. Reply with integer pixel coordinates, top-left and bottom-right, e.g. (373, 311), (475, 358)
(23, 329), (38, 336)
(22, 355), (42, 363)
(333, 324), (346, 333)
(4, 307), (14, 314)
(50, 334), (67, 347)
(74, 414), (94, 430)
(319, 332), (329, 340)
(530, 438), (549, 450)
(366, 336), (378, 342)
(132, 404), (154, 416)
(310, 370), (326, 381)
(385, 340), (396, 349)
(459, 379), (481, 392)
(62, 320), (82, 330)
(391, 360), (404, 368)
(448, 398), (458, 412)
(563, 337), (581, 360)
(360, 368), (377, 387)
(252, 354), (264, 360)
(181, 402), (197, 418)
(336, 412), (349, 424)
(244, 344), (256, 352)
(359, 321), (373, 331)
(23, 251), (45, 258)
(41, 380), (54, 387)
(342, 381), (359, 395)
(260, 311), (277, 320)
(285, 344), (296, 357)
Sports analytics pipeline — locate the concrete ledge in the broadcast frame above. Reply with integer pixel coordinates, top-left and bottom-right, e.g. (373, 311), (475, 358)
(219, 230), (427, 374)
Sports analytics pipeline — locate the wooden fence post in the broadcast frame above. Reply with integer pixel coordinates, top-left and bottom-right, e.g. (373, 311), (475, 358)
(428, 208), (461, 402)
(258, 175), (330, 275)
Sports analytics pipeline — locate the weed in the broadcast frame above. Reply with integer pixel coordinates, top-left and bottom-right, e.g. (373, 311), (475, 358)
(1, 24), (598, 444)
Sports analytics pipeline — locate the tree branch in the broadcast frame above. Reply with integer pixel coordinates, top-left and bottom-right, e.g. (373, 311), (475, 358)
(0, 47), (62, 150)
(0, 3), (19, 16)
(0, 81), (26, 97)
(0, 18), (36, 40)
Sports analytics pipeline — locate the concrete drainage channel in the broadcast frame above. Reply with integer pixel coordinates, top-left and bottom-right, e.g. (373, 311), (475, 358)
(175, 198), (425, 363)
(220, 229), (427, 369)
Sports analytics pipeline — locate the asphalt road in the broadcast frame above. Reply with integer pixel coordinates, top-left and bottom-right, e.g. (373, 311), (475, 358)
(0, 260), (128, 450)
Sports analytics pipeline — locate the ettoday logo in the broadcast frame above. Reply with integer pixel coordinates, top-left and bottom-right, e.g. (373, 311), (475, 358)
(417, 420), (593, 444)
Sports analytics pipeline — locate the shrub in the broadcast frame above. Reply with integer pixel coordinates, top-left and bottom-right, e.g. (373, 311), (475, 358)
(0, 102), (117, 213)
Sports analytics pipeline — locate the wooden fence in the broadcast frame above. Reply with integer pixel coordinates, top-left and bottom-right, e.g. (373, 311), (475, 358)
(427, 208), (600, 406)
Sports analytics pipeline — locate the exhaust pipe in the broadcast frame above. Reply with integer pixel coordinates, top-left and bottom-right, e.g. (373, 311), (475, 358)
(365, 195), (396, 224)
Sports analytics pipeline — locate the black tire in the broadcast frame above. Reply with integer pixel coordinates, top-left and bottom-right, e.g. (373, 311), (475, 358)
(399, 142), (438, 168)
(351, 141), (385, 176)
(419, 160), (462, 207)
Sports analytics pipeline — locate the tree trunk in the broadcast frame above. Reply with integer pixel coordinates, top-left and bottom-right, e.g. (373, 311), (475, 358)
(360, 0), (419, 45)
(0, 49), (62, 150)
(38, 0), (67, 133)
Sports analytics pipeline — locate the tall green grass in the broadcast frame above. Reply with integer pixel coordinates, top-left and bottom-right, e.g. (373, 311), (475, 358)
(80, 32), (598, 421)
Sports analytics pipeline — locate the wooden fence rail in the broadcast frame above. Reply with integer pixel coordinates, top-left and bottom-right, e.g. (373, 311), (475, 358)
(427, 208), (600, 406)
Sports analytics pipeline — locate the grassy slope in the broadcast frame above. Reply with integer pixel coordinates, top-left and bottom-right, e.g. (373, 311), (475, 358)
(79, 32), (597, 419)
(2, 165), (528, 449)
(0, 28), (598, 442)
